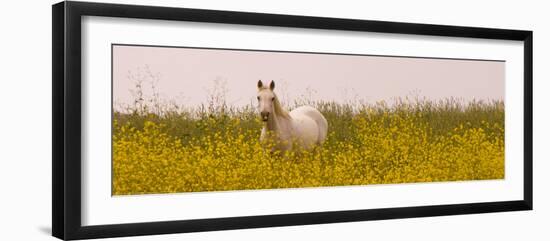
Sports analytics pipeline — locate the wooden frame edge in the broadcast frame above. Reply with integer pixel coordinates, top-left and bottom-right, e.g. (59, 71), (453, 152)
(52, 1), (533, 240)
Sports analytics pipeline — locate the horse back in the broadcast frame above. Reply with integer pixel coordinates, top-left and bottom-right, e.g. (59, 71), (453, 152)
(290, 105), (328, 144)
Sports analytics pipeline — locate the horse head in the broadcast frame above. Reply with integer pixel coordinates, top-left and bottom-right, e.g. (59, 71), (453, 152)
(257, 80), (276, 122)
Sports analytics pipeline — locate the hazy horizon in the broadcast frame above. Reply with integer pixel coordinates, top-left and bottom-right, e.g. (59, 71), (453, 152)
(112, 45), (505, 111)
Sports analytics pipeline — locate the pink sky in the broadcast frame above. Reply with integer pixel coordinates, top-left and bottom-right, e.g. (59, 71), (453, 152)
(112, 45), (504, 109)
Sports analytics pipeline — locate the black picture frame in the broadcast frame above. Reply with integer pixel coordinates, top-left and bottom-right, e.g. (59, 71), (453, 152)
(52, 1), (533, 240)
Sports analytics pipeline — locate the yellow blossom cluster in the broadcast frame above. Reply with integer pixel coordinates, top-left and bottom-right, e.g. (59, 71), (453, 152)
(113, 100), (504, 195)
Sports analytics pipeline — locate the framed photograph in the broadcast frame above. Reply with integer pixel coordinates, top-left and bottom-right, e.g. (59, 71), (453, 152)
(52, 1), (533, 240)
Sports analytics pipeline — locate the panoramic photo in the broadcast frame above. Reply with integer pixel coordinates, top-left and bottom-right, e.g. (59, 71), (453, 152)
(111, 44), (505, 195)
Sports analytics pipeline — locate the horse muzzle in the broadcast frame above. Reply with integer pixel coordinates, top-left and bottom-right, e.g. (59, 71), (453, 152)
(261, 112), (270, 122)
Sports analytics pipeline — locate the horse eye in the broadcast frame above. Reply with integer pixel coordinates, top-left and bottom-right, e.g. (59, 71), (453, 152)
(257, 96), (260, 101)
(271, 97), (275, 101)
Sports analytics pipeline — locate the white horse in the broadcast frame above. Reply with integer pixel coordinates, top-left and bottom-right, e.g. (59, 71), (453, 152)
(257, 80), (328, 151)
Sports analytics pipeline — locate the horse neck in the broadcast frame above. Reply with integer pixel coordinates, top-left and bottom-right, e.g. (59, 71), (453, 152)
(265, 108), (291, 135)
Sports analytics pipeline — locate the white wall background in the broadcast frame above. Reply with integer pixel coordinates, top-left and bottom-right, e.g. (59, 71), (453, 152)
(0, 0), (547, 240)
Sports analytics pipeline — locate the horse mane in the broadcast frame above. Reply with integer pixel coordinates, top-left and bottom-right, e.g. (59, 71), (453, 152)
(273, 94), (291, 119)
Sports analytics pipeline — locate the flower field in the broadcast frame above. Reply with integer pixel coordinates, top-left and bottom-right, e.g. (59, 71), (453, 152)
(112, 99), (504, 195)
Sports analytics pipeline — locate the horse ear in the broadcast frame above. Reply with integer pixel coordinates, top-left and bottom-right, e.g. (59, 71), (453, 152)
(257, 80), (263, 89)
(269, 80), (275, 90)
